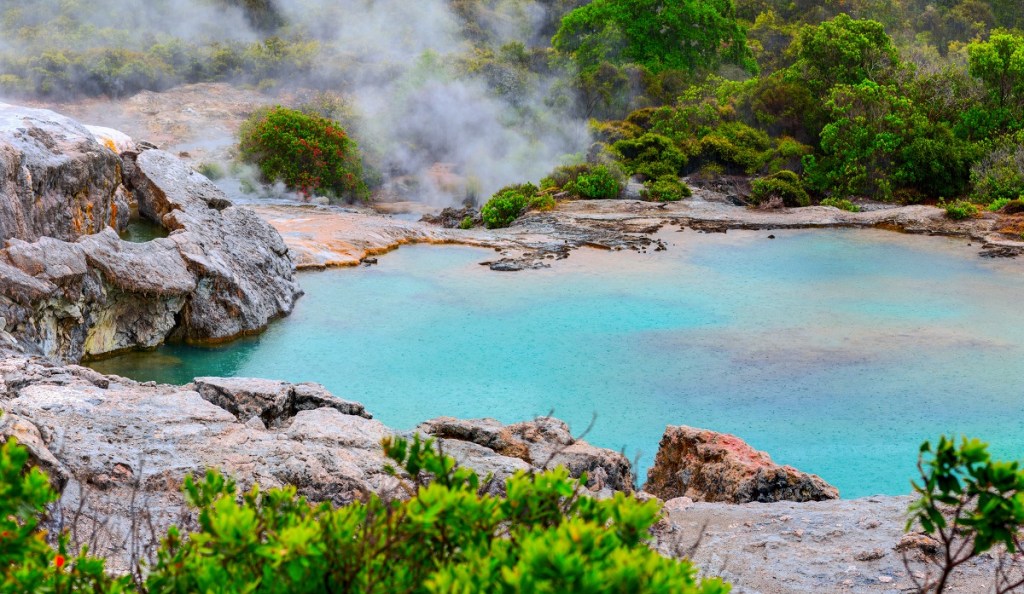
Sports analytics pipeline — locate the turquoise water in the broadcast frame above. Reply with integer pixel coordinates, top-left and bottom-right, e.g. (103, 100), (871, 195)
(90, 229), (1024, 498)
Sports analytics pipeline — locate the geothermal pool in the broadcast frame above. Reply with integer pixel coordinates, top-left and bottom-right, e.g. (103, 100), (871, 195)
(91, 228), (1024, 498)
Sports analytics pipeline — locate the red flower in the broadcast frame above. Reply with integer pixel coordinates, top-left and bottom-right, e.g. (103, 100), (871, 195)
(54, 555), (66, 569)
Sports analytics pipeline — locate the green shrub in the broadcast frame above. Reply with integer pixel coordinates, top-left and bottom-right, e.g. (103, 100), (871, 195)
(613, 133), (688, 180)
(529, 193), (557, 211)
(987, 197), (1014, 211)
(146, 435), (728, 594)
(940, 199), (979, 220)
(907, 436), (1024, 591)
(239, 106), (369, 202)
(566, 165), (622, 199)
(459, 216), (475, 229)
(971, 145), (1024, 202)
(0, 433), (130, 593)
(642, 177), (691, 202)
(819, 197), (861, 212)
(481, 183), (538, 228)
(749, 170), (811, 207)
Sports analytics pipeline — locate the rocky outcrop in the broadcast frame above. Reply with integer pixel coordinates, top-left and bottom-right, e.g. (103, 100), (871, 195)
(0, 104), (301, 361)
(125, 150), (301, 341)
(417, 416), (634, 494)
(0, 104), (129, 244)
(189, 377), (370, 428)
(643, 426), (839, 503)
(0, 353), (632, 563)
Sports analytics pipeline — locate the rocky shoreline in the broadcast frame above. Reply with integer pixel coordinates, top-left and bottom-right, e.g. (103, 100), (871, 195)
(0, 102), (1008, 592)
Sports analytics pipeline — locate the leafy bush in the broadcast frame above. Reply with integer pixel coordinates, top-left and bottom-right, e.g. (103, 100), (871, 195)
(642, 177), (692, 202)
(819, 197), (861, 212)
(1, 429), (729, 594)
(613, 133), (688, 179)
(481, 183), (538, 228)
(1, 434), (130, 593)
(749, 170), (811, 207)
(940, 199), (979, 220)
(987, 197), (1014, 212)
(459, 216), (475, 230)
(529, 193), (557, 211)
(147, 435), (727, 594)
(239, 106), (369, 202)
(907, 436), (1024, 592)
(565, 165), (622, 199)
(971, 145), (1024, 202)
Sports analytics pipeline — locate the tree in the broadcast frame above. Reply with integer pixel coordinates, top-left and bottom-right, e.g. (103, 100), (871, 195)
(553, 0), (757, 77)
(967, 31), (1024, 110)
(789, 14), (900, 98)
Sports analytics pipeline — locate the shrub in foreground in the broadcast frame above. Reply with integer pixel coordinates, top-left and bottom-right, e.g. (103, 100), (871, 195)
(819, 197), (861, 212)
(907, 436), (1024, 593)
(239, 106), (369, 202)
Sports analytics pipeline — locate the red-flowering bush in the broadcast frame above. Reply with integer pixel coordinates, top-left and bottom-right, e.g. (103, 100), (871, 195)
(239, 105), (369, 202)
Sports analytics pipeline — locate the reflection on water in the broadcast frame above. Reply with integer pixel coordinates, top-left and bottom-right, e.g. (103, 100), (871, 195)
(90, 229), (1024, 497)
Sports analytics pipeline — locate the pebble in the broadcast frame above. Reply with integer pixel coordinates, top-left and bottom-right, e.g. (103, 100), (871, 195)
(878, 576), (893, 583)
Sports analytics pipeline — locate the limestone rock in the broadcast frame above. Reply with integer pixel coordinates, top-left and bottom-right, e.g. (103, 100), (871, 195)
(191, 377), (371, 428)
(0, 104), (301, 361)
(0, 409), (70, 490)
(643, 425), (839, 503)
(0, 104), (126, 243)
(417, 416), (634, 494)
(127, 149), (302, 342)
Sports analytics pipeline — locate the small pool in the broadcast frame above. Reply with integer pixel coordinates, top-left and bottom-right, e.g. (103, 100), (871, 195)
(119, 218), (169, 243)
(90, 228), (1024, 497)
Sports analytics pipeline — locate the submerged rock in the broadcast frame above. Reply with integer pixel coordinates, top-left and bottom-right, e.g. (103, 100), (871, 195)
(643, 425), (839, 503)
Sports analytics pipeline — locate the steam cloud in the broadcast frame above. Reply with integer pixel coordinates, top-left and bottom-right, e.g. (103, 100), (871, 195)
(1, 0), (590, 207)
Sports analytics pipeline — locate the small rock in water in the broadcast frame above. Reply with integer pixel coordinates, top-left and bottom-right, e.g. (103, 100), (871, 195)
(361, 257), (378, 266)
(768, 234), (776, 239)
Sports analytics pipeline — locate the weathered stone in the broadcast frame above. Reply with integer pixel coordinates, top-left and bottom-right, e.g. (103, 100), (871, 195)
(127, 149), (302, 342)
(0, 410), (70, 491)
(191, 377), (371, 428)
(0, 105), (301, 362)
(418, 416), (634, 494)
(643, 425), (839, 503)
(0, 104), (125, 243)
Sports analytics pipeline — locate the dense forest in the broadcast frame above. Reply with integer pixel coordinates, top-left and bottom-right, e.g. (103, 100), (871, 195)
(1, 0), (1022, 209)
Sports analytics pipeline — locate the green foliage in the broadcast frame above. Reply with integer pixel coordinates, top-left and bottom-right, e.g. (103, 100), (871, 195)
(987, 197), (1014, 212)
(238, 106), (369, 202)
(613, 133), (688, 179)
(967, 31), (1024, 111)
(907, 436), (1024, 591)
(641, 177), (691, 202)
(459, 216), (475, 230)
(565, 165), (623, 199)
(146, 435), (729, 594)
(819, 197), (861, 212)
(971, 144), (1024, 202)
(1, 435), (130, 593)
(940, 199), (980, 220)
(749, 170), (811, 207)
(481, 183), (538, 228)
(553, 0), (757, 76)
(789, 15), (900, 98)
(529, 193), (558, 211)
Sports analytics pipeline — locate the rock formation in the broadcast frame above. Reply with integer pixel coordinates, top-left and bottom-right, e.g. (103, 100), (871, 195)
(417, 416), (634, 495)
(0, 104), (301, 361)
(0, 104), (129, 243)
(643, 425), (839, 503)
(0, 352), (633, 565)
